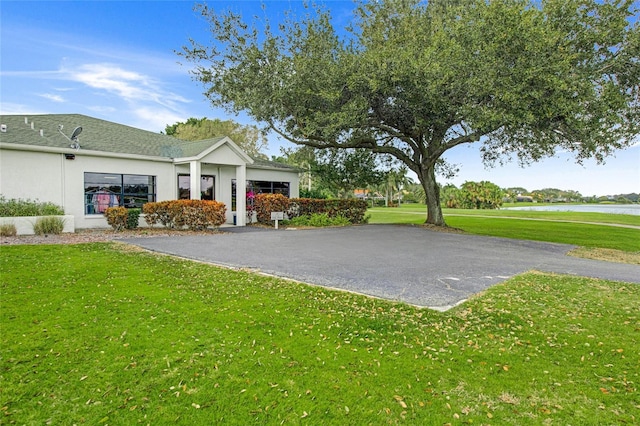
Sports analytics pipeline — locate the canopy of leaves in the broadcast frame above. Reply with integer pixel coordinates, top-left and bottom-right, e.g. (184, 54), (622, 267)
(278, 146), (386, 198)
(181, 0), (639, 225)
(165, 117), (268, 158)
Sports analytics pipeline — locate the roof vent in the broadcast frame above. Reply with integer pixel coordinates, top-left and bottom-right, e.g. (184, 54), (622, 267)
(31, 122), (35, 130)
(24, 117), (28, 124)
(0, 124), (6, 133)
(40, 129), (44, 137)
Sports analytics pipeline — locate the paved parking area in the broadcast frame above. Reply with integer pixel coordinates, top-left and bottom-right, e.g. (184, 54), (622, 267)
(124, 225), (640, 310)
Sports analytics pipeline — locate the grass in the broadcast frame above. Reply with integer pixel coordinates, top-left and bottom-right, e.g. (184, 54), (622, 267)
(1, 243), (639, 425)
(368, 204), (640, 253)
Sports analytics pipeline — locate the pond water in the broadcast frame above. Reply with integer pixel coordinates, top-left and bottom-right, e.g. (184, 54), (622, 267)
(503, 204), (640, 215)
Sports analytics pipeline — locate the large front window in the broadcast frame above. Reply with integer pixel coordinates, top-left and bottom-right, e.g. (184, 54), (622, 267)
(84, 172), (156, 215)
(178, 174), (215, 200)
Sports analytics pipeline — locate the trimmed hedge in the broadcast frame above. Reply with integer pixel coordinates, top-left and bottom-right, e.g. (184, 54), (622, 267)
(254, 195), (368, 225)
(254, 194), (290, 224)
(104, 207), (141, 231)
(143, 200), (226, 230)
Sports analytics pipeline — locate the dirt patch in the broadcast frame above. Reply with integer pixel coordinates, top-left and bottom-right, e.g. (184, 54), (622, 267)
(0, 227), (224, 246)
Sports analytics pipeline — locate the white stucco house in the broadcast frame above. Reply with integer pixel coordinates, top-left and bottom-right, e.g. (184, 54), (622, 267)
(0, 114), (299, 229)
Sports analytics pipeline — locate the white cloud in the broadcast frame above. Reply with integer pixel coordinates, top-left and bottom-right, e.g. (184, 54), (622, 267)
(67, 63), (188, 107)
(39, 93), (65, 103)
(132, 107), (187, 133)
(0, 103), (48, 116)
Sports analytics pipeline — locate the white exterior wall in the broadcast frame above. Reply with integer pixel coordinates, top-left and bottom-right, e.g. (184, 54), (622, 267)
(0, 149), (64, 205)
(1, 146), (299, 229)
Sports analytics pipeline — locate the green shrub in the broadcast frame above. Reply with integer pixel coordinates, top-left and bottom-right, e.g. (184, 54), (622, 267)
(0, 196), (65, 217)
(287, 198), (368, 224)
(33, 216), (65, 235)
(0, 223), (17, 236)
(285, 213), (351, 227)
(143, 200), (226, 230)
(126, 208), (141, 230)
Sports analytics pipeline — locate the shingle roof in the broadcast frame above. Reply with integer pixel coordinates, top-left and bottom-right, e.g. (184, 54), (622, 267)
(0, 114), (299, 172)
(0, 114), (225, 158)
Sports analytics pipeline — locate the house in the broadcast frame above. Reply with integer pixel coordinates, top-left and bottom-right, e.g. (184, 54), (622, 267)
(0, 114), (299, 229)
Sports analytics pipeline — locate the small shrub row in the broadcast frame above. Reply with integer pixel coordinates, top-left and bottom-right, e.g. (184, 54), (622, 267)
(0, 196), (64, 217)
(284, 213), (351, 227)
(33, 216), (65, 235)
(104, 207), (141, 231)
(143, 200), (226, 230)
(254, 195), (368, 226)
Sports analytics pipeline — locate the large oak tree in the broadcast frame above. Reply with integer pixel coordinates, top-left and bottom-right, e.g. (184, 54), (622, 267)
(181, 0), (639, 226)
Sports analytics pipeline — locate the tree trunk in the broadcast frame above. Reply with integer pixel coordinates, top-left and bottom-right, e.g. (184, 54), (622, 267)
(421, 164), (446, 226)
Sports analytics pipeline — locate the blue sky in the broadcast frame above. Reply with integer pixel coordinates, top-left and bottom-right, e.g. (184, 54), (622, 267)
(1, 0), (638, 196)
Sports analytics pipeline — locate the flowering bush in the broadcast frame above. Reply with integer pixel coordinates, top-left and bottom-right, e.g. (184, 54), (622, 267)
(246, 190), (256, 222)
(143, 200), (227, 230)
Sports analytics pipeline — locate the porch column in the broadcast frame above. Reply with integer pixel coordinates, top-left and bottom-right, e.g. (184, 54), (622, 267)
(235, 164), (246, 226)
(189, 160), (201, 200)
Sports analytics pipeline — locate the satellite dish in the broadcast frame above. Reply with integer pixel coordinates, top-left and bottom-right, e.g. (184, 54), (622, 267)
(70, 126), (83, 140)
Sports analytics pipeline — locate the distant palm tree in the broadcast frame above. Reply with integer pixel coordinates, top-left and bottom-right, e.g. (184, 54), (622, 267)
(381, 167), (412, 206)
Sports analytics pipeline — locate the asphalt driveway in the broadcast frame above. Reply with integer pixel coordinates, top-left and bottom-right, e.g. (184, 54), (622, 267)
(123, 225), (640, 310)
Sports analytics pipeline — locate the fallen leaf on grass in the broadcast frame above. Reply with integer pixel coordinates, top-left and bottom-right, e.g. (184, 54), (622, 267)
(393, 395), (407, 408)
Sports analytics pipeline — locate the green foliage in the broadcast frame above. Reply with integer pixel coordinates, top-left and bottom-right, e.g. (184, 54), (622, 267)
(440, 181), (503, 209)
(0, 196), (64, 217)
(289, 198), (369, 224)
(2, 244), (639, 424)
(126, 208), (141, 230)
(312, 149), (386, 198)
(284, 213), (351, 227)
(181, 0), (639, 226)
(459, 181), (504, 209)
(143, 200), (226, 230)
(32, 216), (65, 235)
(252, 195), (369, 226)
(164, 117), (268, 158)
(0, 223), (17, 236)
(278, 146), (386, 199)
(299, 187), (328, 199)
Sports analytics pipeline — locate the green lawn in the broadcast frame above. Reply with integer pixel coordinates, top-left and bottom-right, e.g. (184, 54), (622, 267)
(368, 204), (640, 252)
(1, 243), (639, 425)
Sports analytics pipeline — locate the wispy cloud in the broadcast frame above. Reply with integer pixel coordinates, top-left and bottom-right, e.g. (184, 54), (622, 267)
(66, 63), (189, 109)
(39, 93), (65, 103)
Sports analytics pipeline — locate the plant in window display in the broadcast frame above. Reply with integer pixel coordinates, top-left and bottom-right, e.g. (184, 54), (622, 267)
(246, 190), (255, 221)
